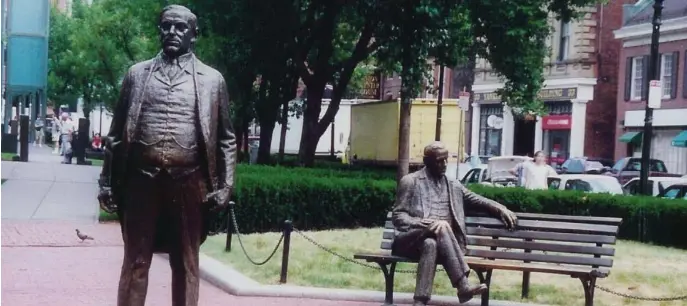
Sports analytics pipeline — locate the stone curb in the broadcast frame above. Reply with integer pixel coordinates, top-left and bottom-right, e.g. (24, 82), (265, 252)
(196, 253), (545, 306)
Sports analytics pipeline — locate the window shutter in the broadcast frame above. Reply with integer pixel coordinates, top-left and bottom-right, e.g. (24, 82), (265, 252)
(641, 55), (650, 100)
(672, 51), (679, 99)
(624, 57), (632, 101)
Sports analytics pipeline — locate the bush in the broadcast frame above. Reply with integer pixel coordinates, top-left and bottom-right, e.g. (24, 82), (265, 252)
(100, 164), (687, 249)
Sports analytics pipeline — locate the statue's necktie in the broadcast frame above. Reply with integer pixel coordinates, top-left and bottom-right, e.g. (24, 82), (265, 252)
(166, 63), (180, 79)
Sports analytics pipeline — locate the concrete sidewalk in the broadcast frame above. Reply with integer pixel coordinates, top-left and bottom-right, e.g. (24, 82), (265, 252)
(2, 145), (102, 222)
(1, 221), (390, 306)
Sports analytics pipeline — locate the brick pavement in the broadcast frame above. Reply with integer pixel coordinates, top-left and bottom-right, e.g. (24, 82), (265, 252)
(1, 221), (397, 306)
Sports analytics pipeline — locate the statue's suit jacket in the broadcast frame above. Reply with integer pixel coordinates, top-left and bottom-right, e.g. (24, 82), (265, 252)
(101, 53), (236, 200)
(392, 168), (507, 252)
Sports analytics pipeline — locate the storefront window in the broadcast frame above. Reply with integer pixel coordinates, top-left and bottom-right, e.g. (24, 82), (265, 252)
(543, 101), (572, 167)
(478, 104), (503, 156)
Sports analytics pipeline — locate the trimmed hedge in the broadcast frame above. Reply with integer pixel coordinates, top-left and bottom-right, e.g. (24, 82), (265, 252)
(101, 165), (687, 249)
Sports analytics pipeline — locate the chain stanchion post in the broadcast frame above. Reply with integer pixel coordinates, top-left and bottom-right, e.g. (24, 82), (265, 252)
(225, 201), (235, 252)
(280, 220), (293, 284)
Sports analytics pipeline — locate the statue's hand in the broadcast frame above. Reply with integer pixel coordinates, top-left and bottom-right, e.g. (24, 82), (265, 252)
(204, 187), (232, 213)
(97, 186), (118, 214)
(499, 208), (517, 230)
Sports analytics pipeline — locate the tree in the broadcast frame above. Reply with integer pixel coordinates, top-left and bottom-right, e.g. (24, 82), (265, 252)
(374, 0), (600, 180)
(48, 0), (159, 118)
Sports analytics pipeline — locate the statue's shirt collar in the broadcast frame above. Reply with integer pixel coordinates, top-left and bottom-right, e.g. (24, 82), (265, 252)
(158, 52), (194, 73)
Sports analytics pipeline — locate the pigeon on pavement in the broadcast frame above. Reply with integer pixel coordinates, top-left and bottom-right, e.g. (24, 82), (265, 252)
(75, 229), (94, 242)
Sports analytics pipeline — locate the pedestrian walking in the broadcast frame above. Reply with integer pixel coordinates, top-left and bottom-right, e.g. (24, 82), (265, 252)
(34, 117), (45, 147)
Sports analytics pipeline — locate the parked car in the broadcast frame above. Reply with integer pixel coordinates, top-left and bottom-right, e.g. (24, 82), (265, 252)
(548, 174), (624, 195)
(603, 157), (682, 185)
(448, 155), (490, 182)
(459, 164), (488, 185)
(558, 157), (611, 174)
(658, 184), (687, 199)
(622, 177), (687, 197)
(480, 156), (532, 187)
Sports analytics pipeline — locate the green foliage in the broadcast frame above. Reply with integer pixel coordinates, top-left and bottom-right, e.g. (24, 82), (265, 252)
(48, 0), (160, 116)
(229, 166), (687, 249)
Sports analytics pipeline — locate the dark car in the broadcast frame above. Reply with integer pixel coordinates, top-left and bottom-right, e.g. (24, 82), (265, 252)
(558, 157), (612, 174)
(658, 184), (687, 200)
(604, 157), (682, 185)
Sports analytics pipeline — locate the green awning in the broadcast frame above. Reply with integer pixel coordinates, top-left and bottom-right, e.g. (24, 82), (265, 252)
(619, 132), (642, 144)
(671, 130), (687, 147)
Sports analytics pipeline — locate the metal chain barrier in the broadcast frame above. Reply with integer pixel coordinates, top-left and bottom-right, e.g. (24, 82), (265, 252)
(229, 208), (284, 266)
(595, 285), (687, 302)
(292, 226), (437, 273)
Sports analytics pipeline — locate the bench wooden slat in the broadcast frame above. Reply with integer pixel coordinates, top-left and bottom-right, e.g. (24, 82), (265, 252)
(514, 213), (622, 225)
(467, 227), (617, 244)
(381, 240), (393, 250)
(466, 249), (613, 267)
(384, 220), (394, 229)
(467, 237), (615, 256)
(382, 229), (395, 240)
(466, 217), (619, 235)
(467, 258), (610, 278)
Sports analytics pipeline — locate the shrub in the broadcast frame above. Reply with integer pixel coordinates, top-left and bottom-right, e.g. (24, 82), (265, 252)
(100, 164), (687, 249)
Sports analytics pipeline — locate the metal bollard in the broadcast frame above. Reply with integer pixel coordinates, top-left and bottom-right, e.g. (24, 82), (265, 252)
(279, 220), (293, 284)
(225, 201), (235, 252)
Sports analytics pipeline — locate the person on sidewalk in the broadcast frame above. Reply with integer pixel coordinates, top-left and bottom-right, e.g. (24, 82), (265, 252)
(59, 113), (75, 164)
(97, 5), (236, 306)
(392, 141), (518, 306)
(34, 117), (45, 147)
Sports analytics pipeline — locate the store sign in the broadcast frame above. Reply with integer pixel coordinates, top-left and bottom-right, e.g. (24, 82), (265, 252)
(358, 71), (381, 100)
(475, 87), (578, 103)
(542, 115), (572, 130)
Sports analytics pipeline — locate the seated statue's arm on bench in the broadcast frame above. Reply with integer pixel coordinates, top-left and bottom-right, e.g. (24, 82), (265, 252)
(458, 182), (517, 229)
(392, 175), (426, 231)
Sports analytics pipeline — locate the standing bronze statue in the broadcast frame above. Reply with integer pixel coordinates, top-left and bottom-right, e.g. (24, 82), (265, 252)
(392, 142), (517, 306)
(97, 5), (236, 306)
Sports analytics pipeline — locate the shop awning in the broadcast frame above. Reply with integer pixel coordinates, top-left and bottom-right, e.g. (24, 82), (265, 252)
(671, 130), (687, 147)
(619, 132), (642, 144)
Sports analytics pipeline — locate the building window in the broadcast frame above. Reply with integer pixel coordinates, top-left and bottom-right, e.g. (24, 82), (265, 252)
(557, 21), (570, 61)
(478, 104), (503, 157)
(660, 53), (674, 98)
(630, 57), (644, 100)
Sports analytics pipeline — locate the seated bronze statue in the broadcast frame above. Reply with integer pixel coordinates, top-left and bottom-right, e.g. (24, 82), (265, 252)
(392, 141), (517, 305)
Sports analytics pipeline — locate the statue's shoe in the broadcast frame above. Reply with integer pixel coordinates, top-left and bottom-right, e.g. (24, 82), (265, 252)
(457, 283), (488, 303)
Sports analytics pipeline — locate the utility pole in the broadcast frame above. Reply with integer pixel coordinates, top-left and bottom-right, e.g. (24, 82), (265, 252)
(639, 0), (664, 196)
(434, 65), (445, 141)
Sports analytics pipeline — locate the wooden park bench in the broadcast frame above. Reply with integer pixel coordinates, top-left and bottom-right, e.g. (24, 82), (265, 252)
(354, 212), (622, 306)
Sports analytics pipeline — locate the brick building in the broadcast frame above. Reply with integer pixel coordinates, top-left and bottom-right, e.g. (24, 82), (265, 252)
(613, 0), (687, 174)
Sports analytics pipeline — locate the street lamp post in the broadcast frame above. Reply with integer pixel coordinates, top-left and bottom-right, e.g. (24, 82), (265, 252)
(639, 0), (664, 196)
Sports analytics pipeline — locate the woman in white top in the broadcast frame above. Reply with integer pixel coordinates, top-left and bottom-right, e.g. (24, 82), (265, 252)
(520, 151), (557, 190)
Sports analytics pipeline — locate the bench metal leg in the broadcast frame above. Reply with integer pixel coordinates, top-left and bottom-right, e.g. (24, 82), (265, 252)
(475, 269), (493, 306)
(377, 262), (397, 306)
(579, 277), (597, 306)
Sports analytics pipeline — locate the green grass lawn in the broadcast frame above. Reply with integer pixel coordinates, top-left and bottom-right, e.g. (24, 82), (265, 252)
(201, 228), (687, 306)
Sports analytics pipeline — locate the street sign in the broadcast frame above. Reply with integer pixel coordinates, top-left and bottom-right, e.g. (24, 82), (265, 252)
(458, 91), (470, 110)
(648, 80), (662, 109)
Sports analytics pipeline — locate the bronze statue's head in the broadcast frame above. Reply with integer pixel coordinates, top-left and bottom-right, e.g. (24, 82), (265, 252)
(423, 141), (449, 179)
(158, 5), (198, 57)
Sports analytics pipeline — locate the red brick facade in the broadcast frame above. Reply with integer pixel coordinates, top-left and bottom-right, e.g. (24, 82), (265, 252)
(584, 1), (636, 160)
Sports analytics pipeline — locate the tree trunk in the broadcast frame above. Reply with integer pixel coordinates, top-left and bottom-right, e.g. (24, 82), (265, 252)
(397, 64), (413, 182)
(257, 120), (276, 164)
(298, 86), (325, 167)
(278, 98), (289, 163)
(235, 125), (245, 162)
(435, 65), (445, 141)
